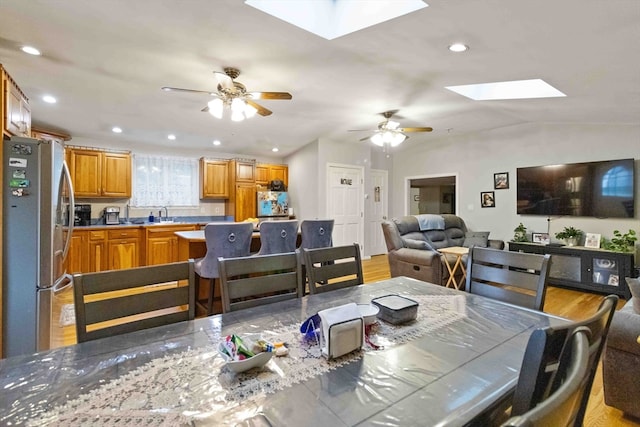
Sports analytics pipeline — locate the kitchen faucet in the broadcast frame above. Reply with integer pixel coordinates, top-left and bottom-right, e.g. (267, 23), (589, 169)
(160, 206), (169, 221)
(125, 203), (130, 224)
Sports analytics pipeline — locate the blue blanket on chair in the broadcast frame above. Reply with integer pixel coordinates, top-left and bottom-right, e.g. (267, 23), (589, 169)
(414, 214), (445, 231)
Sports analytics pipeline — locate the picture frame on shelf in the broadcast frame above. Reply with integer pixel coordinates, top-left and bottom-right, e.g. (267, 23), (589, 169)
(481, 191), (495, 208)
(532, 232), (550, 245)
(585, 233), (601, 249)
(494, 172), (509, 189)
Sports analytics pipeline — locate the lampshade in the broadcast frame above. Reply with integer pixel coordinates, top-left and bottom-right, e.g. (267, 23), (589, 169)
(207, 98), (224, 119)
(370, 130), (406, 147)
(208, 97), (258, 121)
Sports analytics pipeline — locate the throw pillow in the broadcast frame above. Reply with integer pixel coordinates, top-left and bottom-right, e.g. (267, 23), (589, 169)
(402, 238), (435, 251)
(626, 277), (640, 313)
(463, 231), (490, 248)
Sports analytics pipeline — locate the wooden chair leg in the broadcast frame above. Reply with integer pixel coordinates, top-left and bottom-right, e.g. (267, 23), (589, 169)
(206, 278), (216, 315)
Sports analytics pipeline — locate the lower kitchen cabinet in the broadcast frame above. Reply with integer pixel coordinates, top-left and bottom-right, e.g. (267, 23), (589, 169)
(145, 224), (197, 265)
(88, 230), (107, 272)
(107, 228), (140, 270)
(66, 231), (87, 274)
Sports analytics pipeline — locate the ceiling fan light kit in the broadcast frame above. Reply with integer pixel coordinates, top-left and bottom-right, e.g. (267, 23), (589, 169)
(354, 110), (431, 148)
(164, 67), (292, 122)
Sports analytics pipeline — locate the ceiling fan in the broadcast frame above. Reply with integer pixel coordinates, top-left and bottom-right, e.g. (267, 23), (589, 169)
(350, 110), (433, 147)
(161, 67), (292, 121)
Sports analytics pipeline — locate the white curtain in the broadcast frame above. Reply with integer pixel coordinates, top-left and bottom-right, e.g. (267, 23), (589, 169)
(132, 155), (199, 207)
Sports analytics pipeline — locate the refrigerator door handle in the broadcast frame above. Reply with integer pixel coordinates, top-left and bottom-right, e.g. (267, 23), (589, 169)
(61, 160), (75, 261)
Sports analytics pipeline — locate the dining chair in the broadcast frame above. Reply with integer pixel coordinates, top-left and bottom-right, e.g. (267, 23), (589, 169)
(501, 327), (591, 427)
(218, 252), (302, 313)
(299, 219), (334, 292)
(73, 259), (195, 343)
(465, 246), (551, 311)
(509, 294), (618, 425)
(256, 220), (299, 255)
(194, 222), (253, 315)
(303, 243), (363, 294)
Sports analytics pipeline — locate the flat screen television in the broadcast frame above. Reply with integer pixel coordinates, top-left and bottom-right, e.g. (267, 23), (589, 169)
(517, 158), (635, 218)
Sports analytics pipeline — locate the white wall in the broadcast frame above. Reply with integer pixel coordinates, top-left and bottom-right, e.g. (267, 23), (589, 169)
(389, 122), (640, 257)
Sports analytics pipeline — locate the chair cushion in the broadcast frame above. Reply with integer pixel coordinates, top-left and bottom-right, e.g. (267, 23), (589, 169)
(626, 277), (640, 313)
(463, 231), (490, 248)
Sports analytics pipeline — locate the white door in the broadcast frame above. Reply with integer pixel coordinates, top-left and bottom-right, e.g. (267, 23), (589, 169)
(327, 164), (364, 250)
(369, 169), (388, 256)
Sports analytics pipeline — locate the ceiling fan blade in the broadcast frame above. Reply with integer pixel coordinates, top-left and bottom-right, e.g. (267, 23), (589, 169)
(399, 127), (433, 133)
(213, 71), (234, 90)
(248, 91), (293, 100)
(162, 86), (215, 95)
(348, 129), (375, 132)
(246, 99), (272, 116)
(359, 135), (373, 142)
(201, 106), (209, 113)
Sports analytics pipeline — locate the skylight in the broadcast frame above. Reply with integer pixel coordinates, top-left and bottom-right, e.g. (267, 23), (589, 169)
(445, 79), (566, 101)
(245, 0), (428, 40)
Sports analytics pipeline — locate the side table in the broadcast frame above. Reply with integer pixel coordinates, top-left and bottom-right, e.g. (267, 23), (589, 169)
(439, 246), (469, 289)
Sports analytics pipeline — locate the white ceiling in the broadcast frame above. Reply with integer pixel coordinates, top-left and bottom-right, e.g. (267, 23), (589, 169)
(1, 0), (639, 157)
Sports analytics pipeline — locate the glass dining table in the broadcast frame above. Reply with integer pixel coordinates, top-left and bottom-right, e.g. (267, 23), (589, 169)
(0, 276), (568, 426)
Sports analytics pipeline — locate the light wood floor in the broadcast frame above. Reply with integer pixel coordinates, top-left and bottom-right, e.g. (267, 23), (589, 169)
(51, 254), (639, 426)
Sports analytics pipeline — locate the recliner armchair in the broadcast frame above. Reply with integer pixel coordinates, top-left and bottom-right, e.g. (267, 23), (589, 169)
(381, 214), (504, 285)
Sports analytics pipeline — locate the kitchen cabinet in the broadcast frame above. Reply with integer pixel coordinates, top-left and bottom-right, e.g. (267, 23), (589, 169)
(225, 159), (257, 222)
(88, 230), (107, 272)
(66, 230), (88, 274)
(67, 147), (131, 198)
(145, 224), (197, 265)
(199, 158), (229, 199)
(1, 64), (31, 138)
(235, 160), (255, 182)
(107, 228), (140, 270)
(255, 163), (288, 187)
(508, 242), (635, 299)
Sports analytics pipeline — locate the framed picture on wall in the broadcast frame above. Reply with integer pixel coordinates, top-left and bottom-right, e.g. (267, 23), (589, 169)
(481, 191), (495, 208)
(494, 172), (509, 189)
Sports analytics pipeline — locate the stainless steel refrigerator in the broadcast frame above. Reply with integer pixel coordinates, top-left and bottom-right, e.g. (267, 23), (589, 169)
(3, 135), (75, 357)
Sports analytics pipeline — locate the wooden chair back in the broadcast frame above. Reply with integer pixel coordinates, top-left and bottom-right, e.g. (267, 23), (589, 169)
(511, 294), (618, 425)
(502, 328), (591, 427)
(218, 252), (302, 313)
(303, 243), (363, 294)
(73, 259), (195, 343)
(465, 247), (551, 310)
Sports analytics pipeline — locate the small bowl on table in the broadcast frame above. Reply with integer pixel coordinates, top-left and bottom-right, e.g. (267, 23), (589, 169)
(218, 343), (273, 373)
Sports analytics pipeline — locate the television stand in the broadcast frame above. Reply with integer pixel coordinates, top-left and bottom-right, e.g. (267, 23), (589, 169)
(508, 242), (635, 299)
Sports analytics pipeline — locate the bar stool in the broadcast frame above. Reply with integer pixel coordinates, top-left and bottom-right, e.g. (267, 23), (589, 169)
(256, 220), (299, 255)
(194, 222), (253, 315)
(299, 219), (334, 291)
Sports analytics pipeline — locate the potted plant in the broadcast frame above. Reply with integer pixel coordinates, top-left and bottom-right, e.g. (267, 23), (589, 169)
(555, 226), (583, 246)
(512, 223), (528, 242)
(602, 229), (637, 253)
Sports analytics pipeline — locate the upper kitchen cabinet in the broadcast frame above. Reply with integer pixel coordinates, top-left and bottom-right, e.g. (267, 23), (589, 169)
(1, 64), (31, 138)
(256, 163), (288, 188)
(31, 128), (72, 144)
(235, 159), (255, 182)
(68, 146), (131, 198)
(200, 158), (229, 199)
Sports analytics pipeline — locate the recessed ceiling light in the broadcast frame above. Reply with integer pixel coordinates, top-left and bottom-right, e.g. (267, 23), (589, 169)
(272, 147), (279, 152)
(112, 127), (123, 133)
(42, 95), (57, 104)
(21, 46), (41, 55)
(212, 140), (221, 146)
(448, 43), (468, 52)
(246, 0), (428, 40)
(445, 79), (566, 100)
(167, 134), (176, 140)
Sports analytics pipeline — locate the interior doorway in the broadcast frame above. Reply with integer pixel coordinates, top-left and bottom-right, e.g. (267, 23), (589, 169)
(406, 174), (458, 216)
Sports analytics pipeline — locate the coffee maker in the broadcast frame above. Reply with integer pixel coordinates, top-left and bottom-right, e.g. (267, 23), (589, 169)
(103, 206), (120, 225)
(70, 204), (91, 226)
